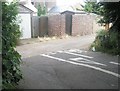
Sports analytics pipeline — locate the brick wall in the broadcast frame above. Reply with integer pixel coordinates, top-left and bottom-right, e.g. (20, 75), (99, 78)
(48, 14), (66, 36)
(32, 14), (102, 37)
(92, 15), (104, 32)
(60, 15), (66, 36)
(72, 14), (93, 36)
(39, 16), (48, 37)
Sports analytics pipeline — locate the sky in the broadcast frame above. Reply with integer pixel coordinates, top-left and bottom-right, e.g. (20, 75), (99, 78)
(56, 0), (85, 6)
(7, 0), (85, 6)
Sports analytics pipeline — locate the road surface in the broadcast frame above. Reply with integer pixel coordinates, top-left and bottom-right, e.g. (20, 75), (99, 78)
(18, 49), (119, 89)
(17, 34), (96, 58)
(17, 35), (119, 89)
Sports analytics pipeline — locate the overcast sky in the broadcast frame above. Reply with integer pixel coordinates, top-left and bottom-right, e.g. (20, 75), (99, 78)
(7, 0), (85, 6)
(56, 0), (85, 6)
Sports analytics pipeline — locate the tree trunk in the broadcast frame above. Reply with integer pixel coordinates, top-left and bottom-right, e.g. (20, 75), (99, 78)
(105, 23), (109, 31)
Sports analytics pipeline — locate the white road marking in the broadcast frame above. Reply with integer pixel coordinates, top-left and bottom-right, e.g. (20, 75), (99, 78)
(69, 57), (84, 61)
(61, 51), (93, 59)
(41, 54), (120, 78)
(68, 49), (82, 53)
(110, 62), (120, 66)
(48, 52), (56, 55)
(57, 49), (87, 54)
(69, 57), (107, 66)
(57, 51), (64, 53)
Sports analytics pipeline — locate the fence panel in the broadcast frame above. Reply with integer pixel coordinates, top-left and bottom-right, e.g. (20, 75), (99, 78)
(31, 16), (40, 37)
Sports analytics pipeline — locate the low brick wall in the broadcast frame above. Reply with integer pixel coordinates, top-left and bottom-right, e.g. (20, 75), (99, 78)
(48, 14), (66, 36)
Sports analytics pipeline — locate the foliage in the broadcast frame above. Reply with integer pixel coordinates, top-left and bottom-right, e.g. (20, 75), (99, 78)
(0, 76), (1, 90)
(91, 29), (119, 55)
(81, 0), (106, 27)
(99, 2), (120, 21)
(2, 2), (22, 89)
(98, 2), (120, 32)
(82, 1), (120, 29)
(37, 4), (47, 16)
(0, 2), (2, 53)
(84, 1), (120, 55)
(82, 0), (99, 13)
(0, 39), (1, 53)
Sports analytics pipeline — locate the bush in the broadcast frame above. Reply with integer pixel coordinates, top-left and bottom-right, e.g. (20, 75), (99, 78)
(2, 2), (22, 89)
(0, 39), (1, 53)
(90, 29), (119, 55)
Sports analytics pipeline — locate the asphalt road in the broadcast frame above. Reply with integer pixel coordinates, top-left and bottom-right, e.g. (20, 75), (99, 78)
(17, 34), (96, 58)
(18, 49), (120, 89)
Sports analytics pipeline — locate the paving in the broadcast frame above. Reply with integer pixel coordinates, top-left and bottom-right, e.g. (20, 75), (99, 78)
(17, 34), (119, 89)
(18, 49), (119, 89)
(17, 34), (96, 58)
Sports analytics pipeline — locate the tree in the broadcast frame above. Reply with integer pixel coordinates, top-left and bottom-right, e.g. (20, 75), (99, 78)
(81, 0), (106, 27)
(82, 0), (99, 13)
(2, 1), (22, 89)
(100, 2), (120, 55)
(90, 2), (120, 55)
(82, 1), (120, 31)
(98, 2), (120, 32)
(37, 4), (47, 16)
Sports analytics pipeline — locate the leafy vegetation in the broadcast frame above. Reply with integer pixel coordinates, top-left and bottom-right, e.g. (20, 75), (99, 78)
(91, 29), (119, 55)
(82, 1), (120, 55)
(0, 39), (1, 53)
(37, 4), (47, 16)
(0, 2), (1, 54)
(98, 2), (120, 32)
(81, 0), (99, 13)
(82, 1), (120, 30)
(2, 2), (22, 89)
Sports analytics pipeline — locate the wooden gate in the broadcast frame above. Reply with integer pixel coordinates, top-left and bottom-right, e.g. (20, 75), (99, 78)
(65, 14), (72, 35)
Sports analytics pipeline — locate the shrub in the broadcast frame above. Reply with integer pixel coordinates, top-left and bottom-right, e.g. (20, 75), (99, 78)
(0, 39), (1, 53)
(90, 29), (119, 55)
(2, 2), (22, 89)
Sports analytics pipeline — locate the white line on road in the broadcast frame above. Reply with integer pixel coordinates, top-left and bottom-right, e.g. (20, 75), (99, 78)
(69, 57), (84, 61)
(48, 52), (56, 55)
(61, 51), (93, 59)
(69, 57), (107, 66)
(110, 62), (120, 66)
(41, 54), (120, 78)
(67, 49), (87, 53)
